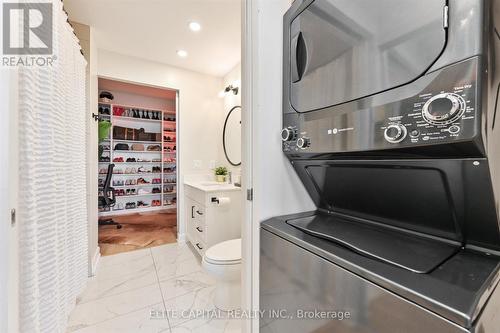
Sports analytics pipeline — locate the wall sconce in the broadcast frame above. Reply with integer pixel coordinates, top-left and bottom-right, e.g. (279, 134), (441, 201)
(224, 84), (239, 95)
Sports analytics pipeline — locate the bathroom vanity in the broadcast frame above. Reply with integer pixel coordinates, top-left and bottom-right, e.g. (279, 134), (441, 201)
(184, 181), (241, 256)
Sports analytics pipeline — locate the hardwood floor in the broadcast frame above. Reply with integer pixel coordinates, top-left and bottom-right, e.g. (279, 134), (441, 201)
(98, 210), (177, 256)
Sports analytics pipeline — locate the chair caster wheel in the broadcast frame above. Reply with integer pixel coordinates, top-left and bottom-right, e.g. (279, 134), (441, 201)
(117, 225), (122, 229)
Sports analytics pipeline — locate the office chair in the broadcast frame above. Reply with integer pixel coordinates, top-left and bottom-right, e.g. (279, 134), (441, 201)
(98, 163), (122, 229)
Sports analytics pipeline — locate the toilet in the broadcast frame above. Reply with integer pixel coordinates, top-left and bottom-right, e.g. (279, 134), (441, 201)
(202, 238), (242, 311)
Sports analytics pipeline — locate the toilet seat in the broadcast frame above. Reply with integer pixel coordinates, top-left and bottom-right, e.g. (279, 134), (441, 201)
(204, 238), (241, 265)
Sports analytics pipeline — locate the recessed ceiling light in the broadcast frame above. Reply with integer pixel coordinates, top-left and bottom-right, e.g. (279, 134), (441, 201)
(189, 21), (201, 32)
(176, 49), (188, 58)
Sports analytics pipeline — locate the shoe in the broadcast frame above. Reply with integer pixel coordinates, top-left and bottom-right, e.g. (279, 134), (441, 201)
(131, 179), (137, 185)
(152, 187), (161, 194)
(126, 157), (136, 162)
(113, 157), (124, 162)
(137, 178), (149, 184)
(138, 188), (150, 195)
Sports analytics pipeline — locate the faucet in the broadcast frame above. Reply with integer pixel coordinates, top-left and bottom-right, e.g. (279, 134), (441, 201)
(228, 171), (232, 184)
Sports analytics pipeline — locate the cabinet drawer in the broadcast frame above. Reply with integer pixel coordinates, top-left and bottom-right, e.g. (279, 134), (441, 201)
(194, 222), (207, 243)
(192, 236), (206, 256)
(194, 205), (205, 219)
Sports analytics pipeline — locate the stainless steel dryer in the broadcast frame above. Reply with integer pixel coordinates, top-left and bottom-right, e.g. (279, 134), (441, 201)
(261, 0), (500, 332)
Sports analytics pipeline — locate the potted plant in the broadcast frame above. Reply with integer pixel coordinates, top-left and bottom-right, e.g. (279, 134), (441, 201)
(214, 166), (228, 182)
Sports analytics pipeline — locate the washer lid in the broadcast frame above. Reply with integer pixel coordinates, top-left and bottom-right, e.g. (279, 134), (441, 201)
(205, 238), (241, 263)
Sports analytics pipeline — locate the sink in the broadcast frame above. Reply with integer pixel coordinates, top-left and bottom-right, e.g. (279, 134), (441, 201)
(185, 180), (240, 192)
(200, 182), (222, 186)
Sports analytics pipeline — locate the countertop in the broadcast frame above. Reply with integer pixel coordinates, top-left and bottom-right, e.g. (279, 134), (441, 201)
(184, 180), (241, 193)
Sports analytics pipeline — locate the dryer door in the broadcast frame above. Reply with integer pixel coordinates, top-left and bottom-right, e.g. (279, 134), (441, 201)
(289, 0), (447, 113)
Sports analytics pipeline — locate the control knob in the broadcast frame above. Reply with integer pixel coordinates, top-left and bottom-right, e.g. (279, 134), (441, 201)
(281, 127), (297, 142)
(384, 124), (407, 143)
(296, 137), (310, 149)
(422, 93), (465, 125)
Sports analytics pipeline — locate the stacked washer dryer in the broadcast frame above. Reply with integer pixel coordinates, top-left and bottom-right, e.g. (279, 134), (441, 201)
(260, 0), (500, 332)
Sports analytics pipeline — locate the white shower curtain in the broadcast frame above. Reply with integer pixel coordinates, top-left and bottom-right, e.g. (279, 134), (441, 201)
(17, 1), (88, 332)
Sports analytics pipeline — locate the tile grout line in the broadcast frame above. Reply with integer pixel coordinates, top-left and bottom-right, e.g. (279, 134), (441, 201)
(78, 279), (159, 306)
(150, 247), (173, 332)
(68, 302), (166, 333)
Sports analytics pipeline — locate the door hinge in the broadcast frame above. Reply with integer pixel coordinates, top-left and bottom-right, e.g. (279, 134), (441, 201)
(247, 188), (253, 201)
(10, 208), (16, 226)
(443, 5), (449, 29)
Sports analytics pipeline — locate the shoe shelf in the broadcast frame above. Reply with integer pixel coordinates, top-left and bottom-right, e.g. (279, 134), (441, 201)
(97, 101), (177, 216)
(111, 161), (164, 164)
(113, 184), (163, 188)
(113, 115), (162, 123)
(113, 173), (163, 176)
(113, 150), (163, 154)
(99, 205), (168, 216)
(115, 193), (162, 198)
(112, 139), (162, 144)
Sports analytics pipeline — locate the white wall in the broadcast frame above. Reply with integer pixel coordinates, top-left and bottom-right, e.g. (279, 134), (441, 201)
(219, 63), (242, 175)
(72, 21), (100, 276)
(243, 0), (316, 331)
(97, 49), (224, 239)
(252, 1), (314, 222)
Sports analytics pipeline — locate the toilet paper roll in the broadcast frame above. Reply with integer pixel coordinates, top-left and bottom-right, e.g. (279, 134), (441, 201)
(217, 197), (231, 207)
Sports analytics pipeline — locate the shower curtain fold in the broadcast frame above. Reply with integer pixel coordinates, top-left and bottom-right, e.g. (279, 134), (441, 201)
(17, 1), (88, 332)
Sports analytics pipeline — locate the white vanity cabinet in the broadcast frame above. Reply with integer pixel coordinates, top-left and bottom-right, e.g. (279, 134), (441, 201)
(184, 183), (241, 256)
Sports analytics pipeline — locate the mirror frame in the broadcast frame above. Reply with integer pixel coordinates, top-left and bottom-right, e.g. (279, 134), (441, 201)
(223, 105), (242, 166)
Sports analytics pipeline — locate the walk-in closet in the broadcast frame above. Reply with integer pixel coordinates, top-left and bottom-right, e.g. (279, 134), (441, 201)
(97, 78), (178, 255)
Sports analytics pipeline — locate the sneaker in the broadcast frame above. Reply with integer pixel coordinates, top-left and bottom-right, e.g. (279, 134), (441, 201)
(138, 188), (150, 195)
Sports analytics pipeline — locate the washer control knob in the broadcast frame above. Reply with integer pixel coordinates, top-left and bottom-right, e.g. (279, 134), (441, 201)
(296, 137), (310, 149)
(281, 127), (297, 142)
(384, 124), (407, 143)
(422, 93), (465, 125)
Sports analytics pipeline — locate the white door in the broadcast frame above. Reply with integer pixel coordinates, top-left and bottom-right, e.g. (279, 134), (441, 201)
(0, 70), (20, 333)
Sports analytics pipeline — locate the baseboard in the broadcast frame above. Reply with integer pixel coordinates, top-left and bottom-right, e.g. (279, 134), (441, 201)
(90, 246), (101, 277)
(177, 233), (186, 243)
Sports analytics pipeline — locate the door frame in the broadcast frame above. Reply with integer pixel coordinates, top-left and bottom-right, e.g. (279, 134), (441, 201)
(241, 0), (257, 331)
(92, 75), (181, 257)
(1, 70), (20, 333)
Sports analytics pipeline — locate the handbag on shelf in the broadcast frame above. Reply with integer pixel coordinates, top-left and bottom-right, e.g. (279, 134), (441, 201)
(125, 128), (136, 141)
(137, 128), (150, 141)
(147, 144), (161, 151)
(113, 126), (126, 140)
(132, 143), (145, 151)
(137, 128), (159, 142)
(114, 143), (129, 151)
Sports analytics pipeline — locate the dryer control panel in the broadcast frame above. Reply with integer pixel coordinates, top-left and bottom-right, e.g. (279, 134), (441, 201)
(282, 58), (480, 155)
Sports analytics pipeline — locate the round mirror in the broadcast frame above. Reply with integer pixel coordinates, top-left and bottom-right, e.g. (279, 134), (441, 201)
(223, 106), (242, 166)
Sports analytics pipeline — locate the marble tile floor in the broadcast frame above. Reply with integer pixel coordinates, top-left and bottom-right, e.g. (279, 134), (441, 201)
(67, 242), (241, 333)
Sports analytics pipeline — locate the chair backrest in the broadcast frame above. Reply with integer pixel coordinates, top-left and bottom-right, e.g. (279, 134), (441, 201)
(100, 163), (115, 207)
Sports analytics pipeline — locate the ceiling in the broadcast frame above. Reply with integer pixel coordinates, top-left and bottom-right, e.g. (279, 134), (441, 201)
(98, 78), (177, 99)
(64, 0), (241, 77)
